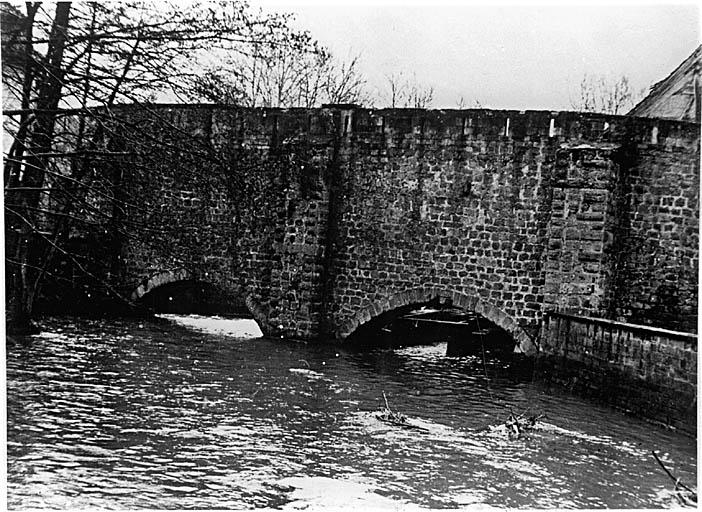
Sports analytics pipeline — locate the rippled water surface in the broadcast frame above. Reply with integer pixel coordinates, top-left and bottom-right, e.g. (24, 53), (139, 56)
(6, 315), (697, 509)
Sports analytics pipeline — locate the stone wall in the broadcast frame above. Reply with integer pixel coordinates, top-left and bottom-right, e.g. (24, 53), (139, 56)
(112, 106), (342, 338)
(607, 129), (699, 332)
(93, 105), (698, 342)
(323, 109), (699, 340)
(542, 143), (619, 316)
(328, 109), (554, 341)
(540, 311), (697, 433)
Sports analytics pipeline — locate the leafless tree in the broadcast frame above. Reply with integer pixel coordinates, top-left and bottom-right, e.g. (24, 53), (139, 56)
(385, 72), (404, 108)
(322, 54), (368, 105)
(455, 96), (484, 109)
(2, 0), (332, 331)
(184, 41), (368, 108)
(382, 72), (434, 108)
(572, 73), (646, 115)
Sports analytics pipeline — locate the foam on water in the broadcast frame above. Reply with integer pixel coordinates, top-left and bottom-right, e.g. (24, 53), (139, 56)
(6, 316), (696, 509)
(157, 313), (263, 338)
(273, 476), (500, 511)
(289, 368), (327, 379)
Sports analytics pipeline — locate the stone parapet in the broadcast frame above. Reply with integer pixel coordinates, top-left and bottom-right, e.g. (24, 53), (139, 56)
(539, 311), (696, 433)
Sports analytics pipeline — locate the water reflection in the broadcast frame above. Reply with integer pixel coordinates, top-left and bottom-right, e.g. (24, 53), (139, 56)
(6, 315), (696, 510)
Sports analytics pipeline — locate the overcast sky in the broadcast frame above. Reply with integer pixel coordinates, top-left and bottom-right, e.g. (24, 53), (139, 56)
(252, 1), (700, 110)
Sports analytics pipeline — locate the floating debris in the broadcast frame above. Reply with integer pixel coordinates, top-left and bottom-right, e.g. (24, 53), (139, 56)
(376, 391), (428, 432)
(652, 450), (697, 507)
(478, 410), (546, 439)
(504, 411), (546, 440)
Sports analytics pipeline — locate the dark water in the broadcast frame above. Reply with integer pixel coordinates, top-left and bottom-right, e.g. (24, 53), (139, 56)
(6, 315), (697, 510)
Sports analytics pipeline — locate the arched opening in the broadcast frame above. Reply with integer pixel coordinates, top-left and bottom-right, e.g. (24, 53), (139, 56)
(346, 302), (514, 357)
(130, 270), (269, 335)
(341, 288), (537, 356)
(138, 279), (250, 317)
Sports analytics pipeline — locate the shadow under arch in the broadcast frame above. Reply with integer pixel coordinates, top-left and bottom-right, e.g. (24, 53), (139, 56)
(129, 268), (271, 335)
(338, 287), (537, 355)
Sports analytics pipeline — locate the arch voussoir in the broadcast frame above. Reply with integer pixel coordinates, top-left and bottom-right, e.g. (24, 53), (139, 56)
(338, 286), (538, 355)
(130, 268), (192, 302)
(244, 294), (271, 336)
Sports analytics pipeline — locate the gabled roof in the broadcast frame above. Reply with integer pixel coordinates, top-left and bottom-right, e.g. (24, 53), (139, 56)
(628, 45), (701, 122)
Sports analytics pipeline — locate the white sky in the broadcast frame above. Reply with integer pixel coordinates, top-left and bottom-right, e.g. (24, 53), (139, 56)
(251, 1), (700, 110)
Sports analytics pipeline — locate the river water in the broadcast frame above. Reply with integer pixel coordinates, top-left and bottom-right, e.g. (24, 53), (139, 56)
(6, 315), (697, 510)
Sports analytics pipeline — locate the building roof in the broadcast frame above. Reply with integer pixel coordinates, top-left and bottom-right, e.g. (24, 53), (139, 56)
(628, 45), (701, 122)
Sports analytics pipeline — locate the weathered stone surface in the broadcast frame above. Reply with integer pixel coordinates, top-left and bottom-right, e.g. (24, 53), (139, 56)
(96, 106), (696, 348)
(540, 312), (697, 433)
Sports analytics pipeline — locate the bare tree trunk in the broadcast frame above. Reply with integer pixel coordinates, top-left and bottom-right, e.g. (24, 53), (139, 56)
(33, 3), (98, 306)
(7, 2), (72, 332)
(4, 2), (40, 189)
(34, 11), (144, 319)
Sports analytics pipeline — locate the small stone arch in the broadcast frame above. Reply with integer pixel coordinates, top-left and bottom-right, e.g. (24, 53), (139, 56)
(130, 268), (193, 302)
(129, 268), (271, 335)
(337, 287), (537, 355)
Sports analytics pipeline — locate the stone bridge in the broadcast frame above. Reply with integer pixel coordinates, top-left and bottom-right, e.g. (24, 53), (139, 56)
(102, 105), (698, 356)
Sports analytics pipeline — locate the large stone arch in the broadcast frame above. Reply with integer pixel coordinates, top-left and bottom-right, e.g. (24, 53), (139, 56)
(129, 268), (270, 335)
(337, 287), (538, 355)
